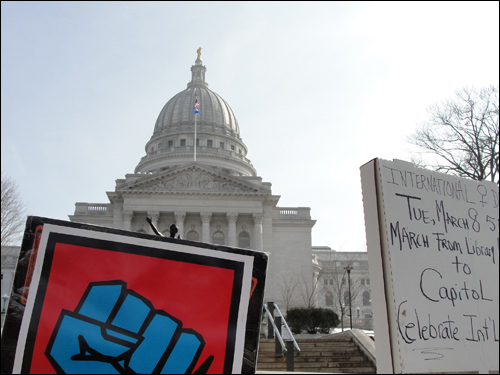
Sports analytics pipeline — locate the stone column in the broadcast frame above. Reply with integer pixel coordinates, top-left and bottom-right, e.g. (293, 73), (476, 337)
(174, 211), (186, 239)
(200, 212), (212, 243)
(253, 213), (263, 251)
(122, 211), (133, 231)
(148, 211), (160, 234)
(112, 197), (124, 228)
(227, 212), (238, 247)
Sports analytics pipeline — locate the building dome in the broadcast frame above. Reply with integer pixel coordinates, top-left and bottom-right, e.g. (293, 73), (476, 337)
(135, 57), (256, 177)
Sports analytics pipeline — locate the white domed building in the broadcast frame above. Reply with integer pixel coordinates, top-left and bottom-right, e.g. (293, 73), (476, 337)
(69, 54), (316, 307)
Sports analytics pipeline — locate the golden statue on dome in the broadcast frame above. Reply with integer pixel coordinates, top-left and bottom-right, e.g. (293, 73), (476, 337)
(196, 47), (203, 60)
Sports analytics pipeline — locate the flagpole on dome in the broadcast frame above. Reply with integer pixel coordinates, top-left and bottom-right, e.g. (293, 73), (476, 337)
(193, 92), (201, 161)
(193, 48), (202, 162)
(194, 92), (197, 162)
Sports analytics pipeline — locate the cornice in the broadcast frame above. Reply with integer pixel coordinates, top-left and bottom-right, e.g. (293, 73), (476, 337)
(272, 220), (317, 228)
(119, 192), (271, 201)
(136, 152), (256, 174)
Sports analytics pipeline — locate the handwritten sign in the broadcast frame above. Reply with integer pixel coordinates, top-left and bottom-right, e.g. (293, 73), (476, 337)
(361, 159), (499, 374)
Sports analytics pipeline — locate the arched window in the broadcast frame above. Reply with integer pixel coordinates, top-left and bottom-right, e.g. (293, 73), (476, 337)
(187, 231), (199, 241)
(325, 291), (333, 306)
(238, 231), (250, 248)
(363, 291), (371, 306)
(212, 231), (225, 245)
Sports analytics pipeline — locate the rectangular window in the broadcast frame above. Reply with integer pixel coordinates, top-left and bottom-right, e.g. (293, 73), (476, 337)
(180, 139), (186, 147)
(329, 279), (333, 285)
(220, 142), (225, 149)
(324, 279), (328, 286)
(207, 140), (213, 148)
(231, 145), (235, 151)
(168, 140), (173, 147)
(366, 278), (370, 285)
(196, 139), (200, 147)
(361, 278), (365, 285)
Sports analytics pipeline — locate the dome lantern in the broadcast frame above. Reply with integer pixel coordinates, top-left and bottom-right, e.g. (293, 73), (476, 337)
(188, 58), (208, 88)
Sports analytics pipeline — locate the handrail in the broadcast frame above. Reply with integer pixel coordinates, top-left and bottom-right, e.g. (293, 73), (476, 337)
(273, 303), (301, 354)
(263, 304), (287, 353)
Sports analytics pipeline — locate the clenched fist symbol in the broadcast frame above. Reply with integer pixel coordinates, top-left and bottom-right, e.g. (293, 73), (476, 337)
(46, 281), (213, 374)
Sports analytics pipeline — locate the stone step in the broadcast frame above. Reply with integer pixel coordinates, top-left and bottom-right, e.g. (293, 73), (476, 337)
(258, 351), (366, 360)
(296, 337), (352, 342)
(256, 335), (376, 374)
(259, 348), (359, 357)
(298, 361), (373, 368)
(257, 358), (373, 367)
(298, 356), (368, 363)
(257, 362), (375, 373)
(258, 356), (369, 363)
(313, 367), (376, 373)
(258, 344), (355, 350)
(260, 336), (354, 344)
(298, 341), (357, 347)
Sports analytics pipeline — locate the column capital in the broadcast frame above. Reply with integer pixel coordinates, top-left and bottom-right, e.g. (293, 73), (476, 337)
(122, 211), (133, 221)
(148, 211), (160, 221)
(252, 213), (263, 224)
(226, 212), (239, 224)
(174, 211), (186, 222)
(200, 212), (212, 223)
(111, 196), (124, 204)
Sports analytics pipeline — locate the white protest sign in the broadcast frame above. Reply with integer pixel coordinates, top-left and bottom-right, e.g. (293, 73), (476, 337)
(361, 158), (499, 374)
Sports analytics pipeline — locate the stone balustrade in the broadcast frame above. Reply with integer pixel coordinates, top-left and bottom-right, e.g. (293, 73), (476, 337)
(275, 207), (311, 220)
(74, 203), (114, 216)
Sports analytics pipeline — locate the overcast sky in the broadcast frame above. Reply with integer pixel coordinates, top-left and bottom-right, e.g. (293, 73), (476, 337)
(2, 1), (499, 251)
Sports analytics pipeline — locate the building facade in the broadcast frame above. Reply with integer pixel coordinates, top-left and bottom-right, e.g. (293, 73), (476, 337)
(313, 247), (373, 330)
(1, 246), (19, 326)
(68, 54), (316, 307)
(2, 56), (374, 332)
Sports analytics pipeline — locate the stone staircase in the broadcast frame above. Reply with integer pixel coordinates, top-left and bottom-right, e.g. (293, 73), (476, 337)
(256, 332), (376, 373)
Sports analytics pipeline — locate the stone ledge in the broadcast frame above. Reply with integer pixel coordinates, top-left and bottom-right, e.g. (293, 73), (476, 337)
(345, 329), (376, 367)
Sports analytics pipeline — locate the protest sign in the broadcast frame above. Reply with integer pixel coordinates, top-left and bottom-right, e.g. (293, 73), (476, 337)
(1, 216), (267, 374)
(361, 158), (499, 373)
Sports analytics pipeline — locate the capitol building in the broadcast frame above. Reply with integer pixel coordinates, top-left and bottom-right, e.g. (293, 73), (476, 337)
(2, 53), (372, 329)
(68, 53), (316, 307)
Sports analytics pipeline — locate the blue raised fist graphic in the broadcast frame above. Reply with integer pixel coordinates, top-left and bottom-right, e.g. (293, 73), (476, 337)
(45, 281), (213, 374)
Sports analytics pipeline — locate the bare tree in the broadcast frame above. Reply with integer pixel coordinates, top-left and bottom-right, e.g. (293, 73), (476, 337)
(297, 264), (322, 309)
(408, 85), (499, 183)
(276, 271), (299, 311)
(316, 251), (367, 330)
(1, 173), (26, 246)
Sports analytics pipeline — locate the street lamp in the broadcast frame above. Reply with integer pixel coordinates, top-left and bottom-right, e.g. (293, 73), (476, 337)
(2, 294), (9, 313)
(341, 303), (345, 332)
(344, 265), (353, 329)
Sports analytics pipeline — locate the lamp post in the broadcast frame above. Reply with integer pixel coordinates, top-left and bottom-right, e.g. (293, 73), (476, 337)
(2, 294), (9, 313)
(344, 265), (353, 330)
(341, 303), (345, 332)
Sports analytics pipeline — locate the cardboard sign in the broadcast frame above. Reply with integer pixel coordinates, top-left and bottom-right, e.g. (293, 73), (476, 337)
(361, 159), (499, 374)
(1, 217), (268, 374)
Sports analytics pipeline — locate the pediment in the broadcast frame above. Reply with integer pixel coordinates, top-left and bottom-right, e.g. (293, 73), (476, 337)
(117, 164), (270, 195)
